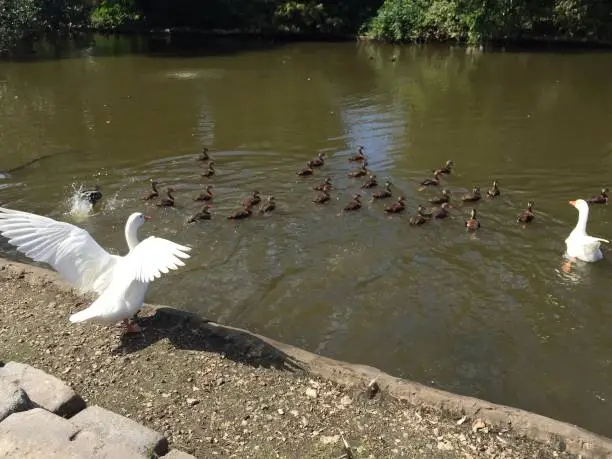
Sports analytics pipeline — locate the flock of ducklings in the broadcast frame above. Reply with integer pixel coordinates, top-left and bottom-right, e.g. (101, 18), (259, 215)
(130, 145), (611, 228)
(73, 144), (605, 231)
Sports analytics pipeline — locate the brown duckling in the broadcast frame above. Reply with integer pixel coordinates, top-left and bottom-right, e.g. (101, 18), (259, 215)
(409, 213), (429, 226)
(361, 174), (378, 189)
(587, 188), (608, 204)
(418, 205), (433, 217)
(429, 188), (451, 204)
(141, 179), (160, 201)
(433, 160), (454, 175)
(194, 184), (214, 201)
(344, 194), (362, 212)
(517, 201), (534, 224)
(371, 181), (392, 200)
(157, 187), (175, 207)
(309, 152), (326, 167)
(348, 145), (366, 162)
(461, 187), (481, 202)
(487, 180), (500, 198)
(297, 163), (314, 176)
(188, 204), (212, 223)
(243, 190), (261, 208)
(196, 147), (210, 161)
(201, 160), (216, 178)
(348, 159), (368, 178)
(420, 172), (441, 187)
(384, 196), (406, 213)
(313, 177), (332, 191)
(313, 189), (331, 204)
(260, 196), (276, 214)
(465, 208), (480, 231)
(432, 202), (451, 219)
(228, 206), (252, 220)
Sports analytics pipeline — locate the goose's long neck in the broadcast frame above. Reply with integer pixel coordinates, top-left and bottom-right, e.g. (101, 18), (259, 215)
(574, 207), (589, 235)
(125, 221), (140, 251)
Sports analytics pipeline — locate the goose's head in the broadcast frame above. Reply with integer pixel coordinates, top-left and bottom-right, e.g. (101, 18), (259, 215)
(569, 199), (589, 212)
(127, 212), (151, 230)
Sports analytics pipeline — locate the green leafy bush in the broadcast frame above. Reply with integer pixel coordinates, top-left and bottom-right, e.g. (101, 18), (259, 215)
(91, 0), (140, 29)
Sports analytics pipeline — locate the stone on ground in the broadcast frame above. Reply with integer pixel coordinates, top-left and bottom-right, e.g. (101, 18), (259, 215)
(0, 379), (32, 422)
(0, 361), (85, 417)
(70, 405), (169, 456)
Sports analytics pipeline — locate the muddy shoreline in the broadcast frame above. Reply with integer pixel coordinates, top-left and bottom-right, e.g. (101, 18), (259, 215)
(1, 258), (610, 458)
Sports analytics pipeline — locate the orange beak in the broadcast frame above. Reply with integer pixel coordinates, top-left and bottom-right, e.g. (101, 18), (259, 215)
(144, 215), (152, 221)
(568, 200), (576, 207)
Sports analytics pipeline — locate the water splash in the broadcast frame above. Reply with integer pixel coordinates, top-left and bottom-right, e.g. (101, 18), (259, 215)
(66, 183), (95, 222)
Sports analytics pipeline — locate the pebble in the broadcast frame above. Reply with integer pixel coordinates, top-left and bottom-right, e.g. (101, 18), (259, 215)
(305, 388), (318, 398)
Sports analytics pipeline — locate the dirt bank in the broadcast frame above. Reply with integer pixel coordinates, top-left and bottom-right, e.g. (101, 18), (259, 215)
(1, 259), (610, 458)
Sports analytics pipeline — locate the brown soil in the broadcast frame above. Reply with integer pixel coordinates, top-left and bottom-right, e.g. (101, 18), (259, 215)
(0, 261), (588, 458)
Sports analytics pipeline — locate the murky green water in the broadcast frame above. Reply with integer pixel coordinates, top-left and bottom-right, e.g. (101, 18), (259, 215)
(2, 35), (612, 436)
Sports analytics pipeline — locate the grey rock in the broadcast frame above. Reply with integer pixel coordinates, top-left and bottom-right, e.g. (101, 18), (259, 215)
(0, 362), (85, 417)
(0, 379), (32, 422)
(70, 405), (168, 456)
(0, 408), (143, 458)
(164, 450), (197, 459)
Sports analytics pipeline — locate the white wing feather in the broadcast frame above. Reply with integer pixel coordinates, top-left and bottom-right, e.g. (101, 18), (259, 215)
(118, 236), (191, 283)
(0, 207), (119, 294)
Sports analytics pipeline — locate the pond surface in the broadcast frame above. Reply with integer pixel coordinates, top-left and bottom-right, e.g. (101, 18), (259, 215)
(1, 35), (612, 436)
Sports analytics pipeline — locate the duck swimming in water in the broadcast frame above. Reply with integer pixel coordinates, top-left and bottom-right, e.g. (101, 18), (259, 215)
(228, 206), (252, 220)
(313, 189), (331, 204)
(344, 194), (362, 212)
(309, 152), (326, 167)
(196, 147), (210, 161)
(420, 172), (441, 187)
(243, 190), (261, 208)
(417, 205), (433, 217)
(157, 188), (176, 207)
(465, 208), (480, 232)
(587, 187), (608, 204)
(487, 180), (500, 198)
(432, 203), (451, 219)
(313, 177), (332, 191)
(517, 201), (535, 224)
(81, 185), (102, 206)
(361, 174), (378, 189)
(348, 160), (368, 178)
(259, 196), (276, 214)
(461, 187), (481, 202)
(348, 146), (366, 162)
(187, 204), (212, 223)
(297, 163), (314, 176)
(433, 160), (454, 175)
(409, 212), (429, 226)
(141, 179), (160, 201)
(429, 189), (451, 204)
(194, 185), (214, 202)
(371, 181), (392, 201)
(201, 161), (216, 178)
(384, 196), (406, 213)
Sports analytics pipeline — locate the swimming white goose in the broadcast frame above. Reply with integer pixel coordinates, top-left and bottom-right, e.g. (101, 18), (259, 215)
(0, 208), (191, 333)
(565, 199), (609, 262)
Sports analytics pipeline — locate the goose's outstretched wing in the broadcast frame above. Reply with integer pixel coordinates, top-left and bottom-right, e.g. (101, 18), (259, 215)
(117, 236), (191, 282)
(0, 207), (120, 294)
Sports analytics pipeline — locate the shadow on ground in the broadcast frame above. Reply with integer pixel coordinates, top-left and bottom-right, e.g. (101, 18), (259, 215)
(115, 306), (302, 373)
